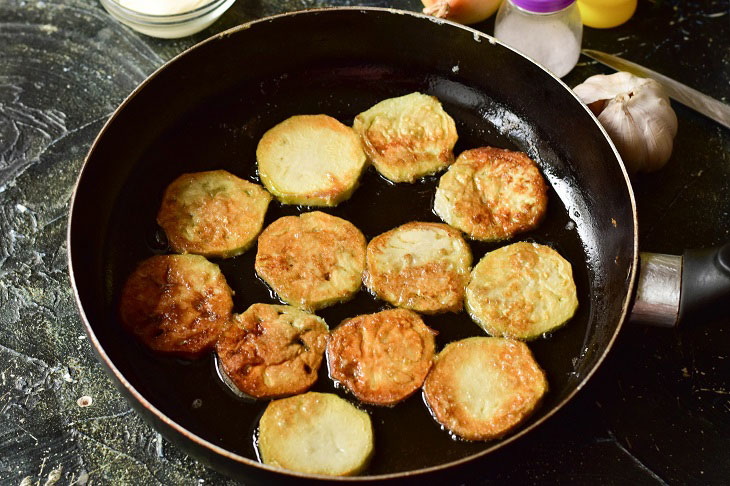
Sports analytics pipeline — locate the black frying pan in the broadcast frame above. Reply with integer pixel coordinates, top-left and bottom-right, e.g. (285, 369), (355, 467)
(66, 7), (729, 483)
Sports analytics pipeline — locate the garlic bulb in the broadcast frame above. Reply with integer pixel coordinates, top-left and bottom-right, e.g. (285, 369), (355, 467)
(573, 71), (678, 173)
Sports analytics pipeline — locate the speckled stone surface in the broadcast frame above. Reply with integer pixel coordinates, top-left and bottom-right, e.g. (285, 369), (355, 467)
(1, 0), (728, 484)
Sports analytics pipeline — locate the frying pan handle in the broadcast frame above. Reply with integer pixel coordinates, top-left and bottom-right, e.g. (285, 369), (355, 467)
(629, 243), (730, 327)
(678, 243), (730, 324)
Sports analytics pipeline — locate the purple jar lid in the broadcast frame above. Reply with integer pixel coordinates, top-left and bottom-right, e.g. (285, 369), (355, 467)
(511, 0), (575, 13)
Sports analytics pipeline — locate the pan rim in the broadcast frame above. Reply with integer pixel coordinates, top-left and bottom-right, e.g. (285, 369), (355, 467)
(66, 6), (639, 481)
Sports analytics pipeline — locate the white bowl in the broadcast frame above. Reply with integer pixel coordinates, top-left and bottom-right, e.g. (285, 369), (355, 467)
(100, 0), (236, 39)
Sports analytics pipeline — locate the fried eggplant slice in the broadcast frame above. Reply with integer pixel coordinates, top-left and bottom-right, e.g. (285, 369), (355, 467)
(119, 254), (233, 358)
(465, 242), (578, 339)
(157, 170), (271, 258)
(353, 92), (458, 183)
(423, 337), (547, 441)
(255, 211), (367, 311)
(258, 392), (374, 476)
(364, 222), (472, 314)
(434, 147), (547, 241)
(216, 304), (328, 398)
(257, 114), (367, 206)
(327, 309), (436, 406)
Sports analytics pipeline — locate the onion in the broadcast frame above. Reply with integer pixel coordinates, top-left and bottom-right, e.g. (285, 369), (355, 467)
(422, 0), (502, 25)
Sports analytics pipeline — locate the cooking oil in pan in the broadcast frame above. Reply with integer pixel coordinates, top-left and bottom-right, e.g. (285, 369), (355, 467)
(103, 66), (596, 474)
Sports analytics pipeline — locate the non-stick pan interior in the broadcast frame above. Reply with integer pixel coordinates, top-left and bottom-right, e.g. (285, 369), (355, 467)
(70, 9), (636, 478)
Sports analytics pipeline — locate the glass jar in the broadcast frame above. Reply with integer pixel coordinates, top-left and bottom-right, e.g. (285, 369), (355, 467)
(494, 0), (583, 78)
(99, 0), (235, 38)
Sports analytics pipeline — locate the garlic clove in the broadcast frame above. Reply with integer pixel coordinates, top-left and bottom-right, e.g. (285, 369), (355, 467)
(629, 86), (678, 172)
(573, 71), (678, 173)
(573, 72), (650, 105)
(597, 97), (647, 173)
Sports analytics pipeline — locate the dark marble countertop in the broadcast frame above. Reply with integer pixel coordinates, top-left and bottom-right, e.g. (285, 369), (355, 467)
(1, 0), (728, 484)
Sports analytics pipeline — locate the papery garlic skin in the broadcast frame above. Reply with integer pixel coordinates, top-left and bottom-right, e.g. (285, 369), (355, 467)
(574, 72), (678, 173)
